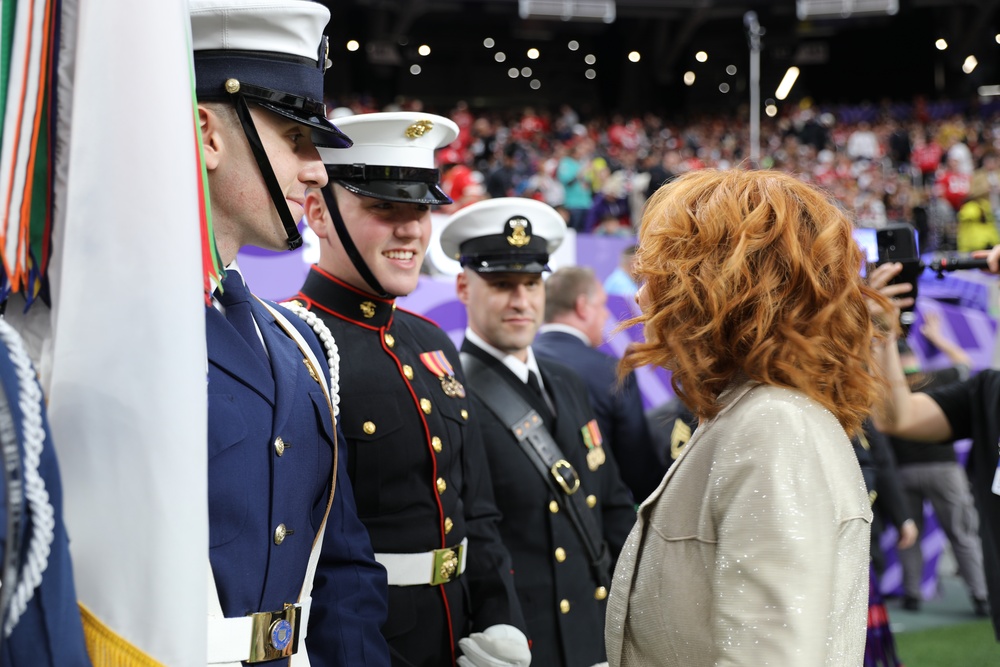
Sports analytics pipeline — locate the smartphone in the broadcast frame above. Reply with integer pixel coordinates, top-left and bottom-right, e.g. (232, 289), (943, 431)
(875, 223), (922, 325)
(852, 227), (878, 276)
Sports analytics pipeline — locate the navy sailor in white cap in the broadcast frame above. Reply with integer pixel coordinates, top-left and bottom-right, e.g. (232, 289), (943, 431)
(190, 1), (389, 665)
(442, 198), (636, 667)
(286, 112), (530, 667)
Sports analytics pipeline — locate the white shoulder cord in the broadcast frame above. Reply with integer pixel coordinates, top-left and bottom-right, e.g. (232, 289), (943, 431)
(0, 318), (53, 637)
(280, 302), (341, 421)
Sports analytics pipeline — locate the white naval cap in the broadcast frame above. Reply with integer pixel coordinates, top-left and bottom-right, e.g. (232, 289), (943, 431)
(439, 197), (567, 274)
(320, 112), (460, 205)
(190, 0), (330, 60)
(190, 0), (350, 148)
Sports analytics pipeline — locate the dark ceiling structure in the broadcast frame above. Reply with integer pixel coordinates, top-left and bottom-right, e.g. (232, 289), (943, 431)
(319, 0), (1000, 117)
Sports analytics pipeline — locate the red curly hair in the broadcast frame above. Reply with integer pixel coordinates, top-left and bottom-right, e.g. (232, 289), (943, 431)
(620, 169), (891, 436)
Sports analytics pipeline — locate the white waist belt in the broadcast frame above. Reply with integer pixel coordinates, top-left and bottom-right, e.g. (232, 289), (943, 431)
(376, 537), (469, 586)
(207, 597), (312, 665)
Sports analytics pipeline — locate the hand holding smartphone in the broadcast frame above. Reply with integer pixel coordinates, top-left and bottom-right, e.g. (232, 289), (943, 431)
(875, 223), (921, 326)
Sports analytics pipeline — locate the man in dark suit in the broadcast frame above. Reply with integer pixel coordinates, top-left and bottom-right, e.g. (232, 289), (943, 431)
(534, 266), (666, 501)
(192, 1), (389, 664)
(441, 198), (636, 667)
(288, 111), (528, 667)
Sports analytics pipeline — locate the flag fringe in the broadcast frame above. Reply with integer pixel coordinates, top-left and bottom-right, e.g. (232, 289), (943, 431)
(79, 603), (166, 667)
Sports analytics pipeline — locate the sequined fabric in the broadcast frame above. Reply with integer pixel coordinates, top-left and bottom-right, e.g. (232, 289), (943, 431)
(606, 382), (872, 666)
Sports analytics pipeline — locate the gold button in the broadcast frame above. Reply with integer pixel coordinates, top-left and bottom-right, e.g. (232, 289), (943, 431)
(274, 524), (287, 545)
(549, 500), (559, 513)
(436, 477), (447, 494)
(224, 78), (241, 93)
(274, 436), (285, 456)
(461, 409), (468, 420)
(554, 547), (566, 563)
(420, 398), (432, 414)
(586, 495), (597, 508)
(384, 333), (395, 348)
(559, 599), (570, 614)
(432, 436), (443, 453)
(403, 364), (414, 380)
(595, 586), (608, 601)
(363, 421), (376, 435)
(444, 517), (454, 534)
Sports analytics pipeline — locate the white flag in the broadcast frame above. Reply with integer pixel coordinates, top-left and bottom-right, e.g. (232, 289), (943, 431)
(46, 1), (207, 664)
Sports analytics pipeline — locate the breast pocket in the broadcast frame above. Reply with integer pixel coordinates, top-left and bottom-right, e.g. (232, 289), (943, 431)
(309, 390), (336, 522)
(340, 397), (404, 514)
(207, 393), (250, 547)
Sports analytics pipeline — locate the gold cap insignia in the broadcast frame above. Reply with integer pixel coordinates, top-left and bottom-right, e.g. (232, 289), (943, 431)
(506, 217), (531, 247)
(360, 301), (376, 319)
(405, 120), (434, 138)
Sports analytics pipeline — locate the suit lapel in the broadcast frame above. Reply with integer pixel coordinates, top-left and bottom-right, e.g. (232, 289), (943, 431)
(206, 306), (275, 405)
(254, 298), (300, 430)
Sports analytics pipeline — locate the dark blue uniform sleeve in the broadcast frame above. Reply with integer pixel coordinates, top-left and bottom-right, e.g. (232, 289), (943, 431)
(306, 422), (391, 667)
(0, 334), (91, 667)
(607, 368), (667, 501)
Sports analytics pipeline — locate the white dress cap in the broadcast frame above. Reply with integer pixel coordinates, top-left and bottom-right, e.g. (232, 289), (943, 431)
(439, 197), (567, 273)
(319, 112), (460, 205)
(318, 112), (459, 169)
(190, 0), (330, 62)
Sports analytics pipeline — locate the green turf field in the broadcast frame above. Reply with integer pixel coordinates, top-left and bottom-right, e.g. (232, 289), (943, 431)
(895, 620), (997, 666)
(889, 573), (998, 666)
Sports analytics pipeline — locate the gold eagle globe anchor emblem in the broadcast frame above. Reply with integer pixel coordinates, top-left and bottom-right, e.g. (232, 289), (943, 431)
(359, 301), (377, 319)
(506, 217), (531, 247)
(405, 120), (434, 138)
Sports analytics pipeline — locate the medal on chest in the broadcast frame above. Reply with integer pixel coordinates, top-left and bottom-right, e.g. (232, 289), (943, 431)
(580, 419), (605, 471)
(419, 350), (467, 398)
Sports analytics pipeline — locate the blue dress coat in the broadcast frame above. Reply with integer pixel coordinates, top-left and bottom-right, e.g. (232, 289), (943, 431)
(206, 296), (390, 666)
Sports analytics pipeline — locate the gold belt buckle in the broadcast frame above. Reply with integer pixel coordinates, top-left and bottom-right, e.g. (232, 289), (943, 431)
(430, 543), (465, 586)
(550, 459), (580, 495)
(247, 603), (301, 663)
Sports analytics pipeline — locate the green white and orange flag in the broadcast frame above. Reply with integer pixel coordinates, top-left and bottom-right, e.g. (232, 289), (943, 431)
(0, 0), (57, 304)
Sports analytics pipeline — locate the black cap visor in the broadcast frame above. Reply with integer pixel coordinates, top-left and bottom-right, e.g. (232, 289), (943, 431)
(329, 164), (452, 205)
(194, 52), (352, 148)
(461, 254), (550, 274)
(257, 101), (351, 148)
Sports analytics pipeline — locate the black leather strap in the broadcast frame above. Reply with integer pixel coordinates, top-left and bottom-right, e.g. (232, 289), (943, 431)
(461, 353), (611, 587)
(231, 93), (304, 251)
(320, 186), (391, 298)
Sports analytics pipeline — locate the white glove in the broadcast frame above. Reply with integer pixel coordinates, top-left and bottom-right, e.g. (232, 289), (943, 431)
(589, 663), (610, 667)
(457, 624), (531, 667)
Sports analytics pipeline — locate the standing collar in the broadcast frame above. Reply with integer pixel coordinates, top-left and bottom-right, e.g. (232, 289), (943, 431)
(298, 265), (395, 328)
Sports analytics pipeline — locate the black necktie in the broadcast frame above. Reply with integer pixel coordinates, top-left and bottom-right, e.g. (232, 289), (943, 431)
(527, 369), (557, 419)
(526, 370), (544, 398)
(216, 271), (268, 365)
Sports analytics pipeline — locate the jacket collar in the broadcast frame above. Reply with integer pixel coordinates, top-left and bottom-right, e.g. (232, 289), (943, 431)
(297, 265), (395, 329)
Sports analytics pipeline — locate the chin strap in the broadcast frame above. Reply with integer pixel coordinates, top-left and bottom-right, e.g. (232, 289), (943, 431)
(230, 92), (303, 251)
(320, 185), (392, 298)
